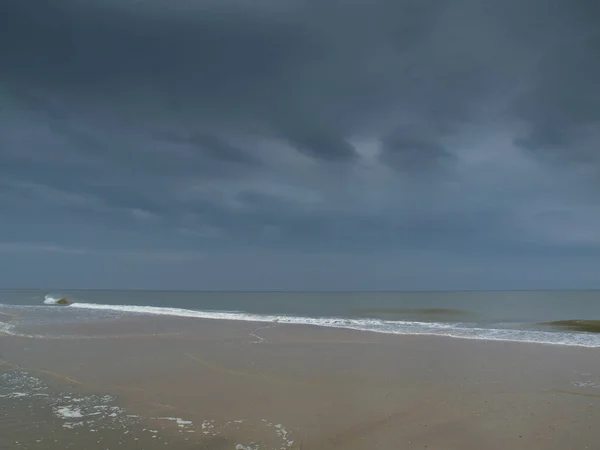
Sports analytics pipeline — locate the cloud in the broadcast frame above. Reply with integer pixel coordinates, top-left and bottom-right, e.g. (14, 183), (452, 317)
(511, 29), (600, 166)
(0, 242), (87, 255)
(378, 127), (455, 171)
(0, 0), (514, 160)
(153, 132), (261, 166)
(281, 126), (358, 161)
(1, 0), (600, 288)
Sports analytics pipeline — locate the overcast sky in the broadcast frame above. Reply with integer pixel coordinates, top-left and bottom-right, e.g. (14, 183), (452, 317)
(1, 0), (599, 290)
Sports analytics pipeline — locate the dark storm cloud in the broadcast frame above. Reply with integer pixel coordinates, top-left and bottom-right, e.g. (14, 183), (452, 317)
(0, 0), (509, 162)
(2, 0), (600, 288)
(1, 0), (596, 178)
(280, 127), (358, 161)
(512, 32), (600, 165)
(153, 132), (261, 166)
(378, 127), (454, 171)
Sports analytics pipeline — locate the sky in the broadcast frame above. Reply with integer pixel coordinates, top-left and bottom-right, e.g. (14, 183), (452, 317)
(1, 0), (599, 290)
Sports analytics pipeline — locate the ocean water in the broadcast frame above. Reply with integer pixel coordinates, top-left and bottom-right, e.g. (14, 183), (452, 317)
(1, 289), (600, 347)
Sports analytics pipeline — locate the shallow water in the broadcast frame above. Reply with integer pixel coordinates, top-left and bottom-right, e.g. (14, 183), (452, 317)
(0, 370), (184, 450)
(0, 368), (288, 450)
(2, 289), (600, 346)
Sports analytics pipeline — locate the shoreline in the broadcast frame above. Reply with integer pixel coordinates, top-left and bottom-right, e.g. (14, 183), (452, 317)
(3, 302), (600, 348)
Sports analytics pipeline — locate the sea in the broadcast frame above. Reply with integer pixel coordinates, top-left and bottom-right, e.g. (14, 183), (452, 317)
(2, 289), (600, 347)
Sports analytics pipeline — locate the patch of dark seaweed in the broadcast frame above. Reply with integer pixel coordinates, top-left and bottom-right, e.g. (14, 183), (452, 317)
(541, 320), (600, 334)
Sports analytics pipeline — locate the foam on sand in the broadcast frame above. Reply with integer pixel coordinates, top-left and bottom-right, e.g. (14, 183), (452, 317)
(152, 417), (193, 429)
(0, 321), (15, 335)
(68, 302), (600, 348)
(1, 368), (296, 449)
(54, 406), (84, 419)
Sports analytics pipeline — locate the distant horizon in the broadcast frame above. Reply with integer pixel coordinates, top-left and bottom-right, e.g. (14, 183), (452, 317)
(3, 287), (600, 293)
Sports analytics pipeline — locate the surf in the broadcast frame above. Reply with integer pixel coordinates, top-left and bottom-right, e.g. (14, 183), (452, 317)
(44, 295), (72, 305)
(67, 302), (600, 348)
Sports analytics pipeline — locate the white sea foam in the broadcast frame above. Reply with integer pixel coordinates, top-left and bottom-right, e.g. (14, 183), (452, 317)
(68, 302), (600, 348)
(261, 421), (295, 449)
(572, 380), (600, 389)
(153, 417), (193, 428)
(54, 406), (84, 419)
(62, 421), (84, 429)
(0, 321), (15, 335)
(44, 295), (62, 305)
(236, 444), (260, 450)
(0, 319), (71, 340)
(0, 392), (29, 399)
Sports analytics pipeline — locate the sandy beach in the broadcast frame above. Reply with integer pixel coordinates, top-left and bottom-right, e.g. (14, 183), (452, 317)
(2, 313), (600, 449)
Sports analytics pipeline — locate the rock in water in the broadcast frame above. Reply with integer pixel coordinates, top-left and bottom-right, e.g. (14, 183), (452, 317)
(44, 295), (72, 305)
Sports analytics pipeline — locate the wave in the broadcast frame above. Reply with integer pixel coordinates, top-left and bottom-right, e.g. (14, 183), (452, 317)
(68, 303), (600, 348)
(44, 295), (71, 305)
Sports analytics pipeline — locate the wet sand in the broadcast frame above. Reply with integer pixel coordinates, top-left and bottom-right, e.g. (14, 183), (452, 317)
(2, 313), (600, 449)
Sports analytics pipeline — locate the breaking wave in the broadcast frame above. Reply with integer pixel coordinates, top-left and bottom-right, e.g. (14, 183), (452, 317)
(68, 303), (600, 348)
(44, 295), (66, 305)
